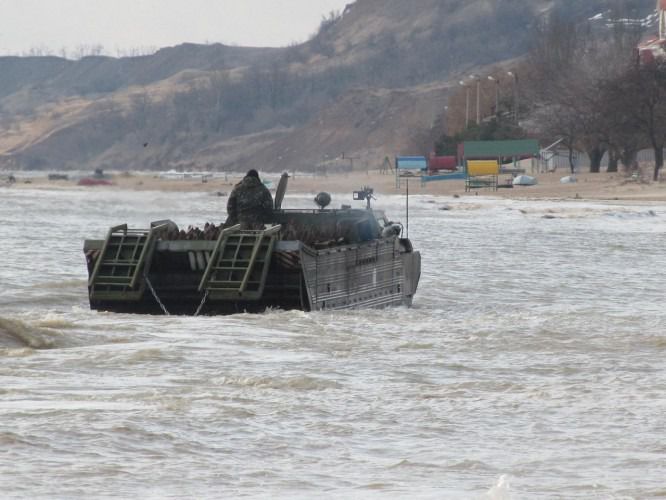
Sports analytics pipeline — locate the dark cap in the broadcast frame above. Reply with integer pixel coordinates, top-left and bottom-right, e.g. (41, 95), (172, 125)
(246, 169), (259, 179)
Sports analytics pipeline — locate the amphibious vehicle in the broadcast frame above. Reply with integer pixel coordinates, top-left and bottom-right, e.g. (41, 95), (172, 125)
(83, 176), (420, 315)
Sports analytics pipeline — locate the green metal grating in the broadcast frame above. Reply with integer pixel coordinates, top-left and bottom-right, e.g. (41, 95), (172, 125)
(199, 225), (281, 300)
(89, 223), (164, 301)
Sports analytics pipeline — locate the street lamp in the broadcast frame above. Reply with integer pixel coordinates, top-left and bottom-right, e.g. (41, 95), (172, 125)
(470, 75), (481, 124)
(507, 71), (519, 122)
(488, 76), (500, 119)
(459, 81), (470, 128)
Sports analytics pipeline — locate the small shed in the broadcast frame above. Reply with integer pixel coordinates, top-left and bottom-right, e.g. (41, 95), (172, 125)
(460, 140), (539, 192)
(395, 156), (427, 188)
(462, 140), (540, 173)
(465, 160), (500, 192)
(428, 155), (457, 173)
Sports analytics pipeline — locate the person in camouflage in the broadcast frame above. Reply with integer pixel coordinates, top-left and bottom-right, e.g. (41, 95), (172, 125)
(225, 169), (274, 229)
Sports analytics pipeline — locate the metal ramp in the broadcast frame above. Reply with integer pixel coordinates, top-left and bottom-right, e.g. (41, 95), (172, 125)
(199, 225), (281, 300)
(88, 224), (163, 301)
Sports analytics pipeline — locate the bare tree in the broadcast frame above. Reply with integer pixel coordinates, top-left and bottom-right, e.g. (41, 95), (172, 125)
(631, 63), (666, 180)
(526, 12), (642, 173)
(72, 44), (105, 59)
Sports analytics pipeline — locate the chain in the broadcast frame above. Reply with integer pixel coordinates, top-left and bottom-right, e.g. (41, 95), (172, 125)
(194, 289), (210, 317)
(144, 274), (170, 316)
(144, 272), (209, 316)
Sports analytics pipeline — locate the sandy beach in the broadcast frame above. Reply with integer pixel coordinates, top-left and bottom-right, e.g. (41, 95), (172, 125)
(5, 168), (666, 202)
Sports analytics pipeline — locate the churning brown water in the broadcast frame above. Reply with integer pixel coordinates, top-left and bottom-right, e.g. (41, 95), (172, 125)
(1, 187), (665, 499)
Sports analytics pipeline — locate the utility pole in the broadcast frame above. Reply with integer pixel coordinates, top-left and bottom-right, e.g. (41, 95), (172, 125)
(459, 81), (470, 128)
(507, 71), (519, 122)
(470, 75), (481, 124)
(488, 76), (500, 118)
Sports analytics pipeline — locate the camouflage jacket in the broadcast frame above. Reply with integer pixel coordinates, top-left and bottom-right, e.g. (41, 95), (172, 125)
(226, 176), (274, 229)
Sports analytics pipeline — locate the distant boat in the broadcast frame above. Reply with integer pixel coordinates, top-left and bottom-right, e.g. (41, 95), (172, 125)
(77, 168), (113, 186)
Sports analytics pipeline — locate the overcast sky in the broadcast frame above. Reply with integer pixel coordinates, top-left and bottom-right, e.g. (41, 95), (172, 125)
(0, 0), (352, 57)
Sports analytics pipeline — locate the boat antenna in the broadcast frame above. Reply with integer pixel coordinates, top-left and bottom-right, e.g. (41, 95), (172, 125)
(398, 171), (415, 238)
(405, 176), (410, 238)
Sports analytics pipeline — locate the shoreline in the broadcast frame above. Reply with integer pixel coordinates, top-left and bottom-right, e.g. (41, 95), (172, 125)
(4, 170), (666, 203)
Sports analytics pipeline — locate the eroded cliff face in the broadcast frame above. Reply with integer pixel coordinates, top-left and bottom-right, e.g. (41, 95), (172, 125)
(0, 0), (655, 172)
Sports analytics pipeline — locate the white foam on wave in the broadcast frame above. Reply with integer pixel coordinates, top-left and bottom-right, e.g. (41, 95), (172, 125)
(0, 316), (63, 349)
(218, 375), (342, 391)
(486, 474), (513, 500)
(33, 314), (80, 330)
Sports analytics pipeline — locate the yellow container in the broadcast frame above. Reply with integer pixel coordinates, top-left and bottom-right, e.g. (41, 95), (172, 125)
(467, 160), (499, 176)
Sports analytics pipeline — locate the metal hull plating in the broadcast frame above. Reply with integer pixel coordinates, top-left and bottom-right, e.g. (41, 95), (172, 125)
(301, 237), (419, 311)
(85, 236), (420, 316)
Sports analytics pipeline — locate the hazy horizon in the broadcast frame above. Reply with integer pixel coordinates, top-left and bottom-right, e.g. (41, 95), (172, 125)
(0, 0), (352, 58)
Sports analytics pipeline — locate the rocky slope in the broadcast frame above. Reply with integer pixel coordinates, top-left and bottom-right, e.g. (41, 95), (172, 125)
(0, 0), (656, 172)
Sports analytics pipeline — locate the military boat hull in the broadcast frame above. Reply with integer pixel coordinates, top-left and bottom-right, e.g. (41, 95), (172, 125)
(84, 207), (420, 316)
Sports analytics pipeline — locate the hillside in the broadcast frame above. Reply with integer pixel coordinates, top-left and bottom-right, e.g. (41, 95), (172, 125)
(0, 0), (657, 173)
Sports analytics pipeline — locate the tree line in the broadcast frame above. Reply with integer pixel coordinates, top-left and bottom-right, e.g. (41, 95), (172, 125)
(526, 11), (666, 180)
(439, 9), (666, 181)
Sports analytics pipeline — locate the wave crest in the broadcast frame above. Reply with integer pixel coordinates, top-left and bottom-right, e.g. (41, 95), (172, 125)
(0, 317), (64, 349)
(219, 375), (341, 391)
